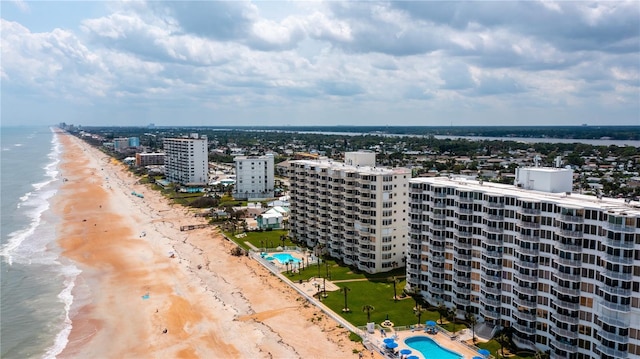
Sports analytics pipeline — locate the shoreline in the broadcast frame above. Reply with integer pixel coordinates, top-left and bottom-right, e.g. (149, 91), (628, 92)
(54, 131), (361, 358)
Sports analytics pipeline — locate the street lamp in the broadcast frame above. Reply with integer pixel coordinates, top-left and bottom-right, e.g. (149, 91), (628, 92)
(342, 286), (351, 312)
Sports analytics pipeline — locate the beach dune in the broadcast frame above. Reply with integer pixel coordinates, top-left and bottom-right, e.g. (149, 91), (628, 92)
(55, 132), (361, 358)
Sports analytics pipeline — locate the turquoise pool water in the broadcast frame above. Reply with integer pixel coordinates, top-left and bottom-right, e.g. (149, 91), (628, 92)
(405, 336), (462, 359)
(270, 253), (302, 265)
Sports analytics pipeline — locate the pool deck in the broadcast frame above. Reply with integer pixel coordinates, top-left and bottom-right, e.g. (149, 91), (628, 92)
(364, 325), (482, 359)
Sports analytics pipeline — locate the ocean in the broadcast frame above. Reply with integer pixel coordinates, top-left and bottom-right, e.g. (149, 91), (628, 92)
(1, 127), (80, 358)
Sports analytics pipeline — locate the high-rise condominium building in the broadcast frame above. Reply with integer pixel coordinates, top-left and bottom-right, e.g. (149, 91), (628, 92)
(233, 155), (275, 200)
(163, 136), (208, 185)
(289, 151), (411, 274)
(407, 168), (640, 359)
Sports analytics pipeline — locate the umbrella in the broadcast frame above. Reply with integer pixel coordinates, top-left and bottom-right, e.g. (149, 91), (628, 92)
(385, 342), (398, 349)
(383, 338), (395, 343)
(473, 357), (484, 359)
(400, 349), (412, 355)
(478, 349), (491, 357)
(407, 356), (419, 359)
(426, 320), (437, 326)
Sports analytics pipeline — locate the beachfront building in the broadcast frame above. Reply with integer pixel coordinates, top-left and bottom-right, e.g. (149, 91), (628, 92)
(163, 136), (208, 186)
(288, 151), (411, 274)
(233, 155), (275, 200)
(135, 152), (165, 166)
(113, 137), (130, 151)
(407, 167), (640, 359)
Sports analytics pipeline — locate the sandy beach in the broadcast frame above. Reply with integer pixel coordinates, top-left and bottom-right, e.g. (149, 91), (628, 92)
(54, 131), (363, 358)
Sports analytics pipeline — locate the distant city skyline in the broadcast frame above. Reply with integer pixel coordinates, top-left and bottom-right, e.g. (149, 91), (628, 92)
(2, 1), (639, 127)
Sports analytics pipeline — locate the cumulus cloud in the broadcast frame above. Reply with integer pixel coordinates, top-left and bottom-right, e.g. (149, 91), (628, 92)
(1, 1), (638, 126)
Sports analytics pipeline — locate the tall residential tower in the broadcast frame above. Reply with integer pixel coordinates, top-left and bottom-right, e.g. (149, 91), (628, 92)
(407, 168), (640, 359)
(163, 136), (208, 185)
(289, 152), (410, 274)
(233, 154), (275, 200)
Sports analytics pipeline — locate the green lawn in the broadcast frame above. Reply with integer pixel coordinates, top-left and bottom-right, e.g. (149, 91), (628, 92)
(223, 229), (295, 250)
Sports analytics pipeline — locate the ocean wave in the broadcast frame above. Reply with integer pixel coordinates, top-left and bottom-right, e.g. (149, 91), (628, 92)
(1, 132), (61, 265)
(43, 264), (82, 359)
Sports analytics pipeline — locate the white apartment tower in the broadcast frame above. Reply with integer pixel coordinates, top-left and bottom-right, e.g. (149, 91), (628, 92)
(234, 155), (275, 200)
(163, 136), (208, 185)
(407, 168), (640, 359)
(289, 151), (411, 274)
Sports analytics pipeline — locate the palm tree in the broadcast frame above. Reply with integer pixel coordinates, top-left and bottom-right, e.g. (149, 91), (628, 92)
(341, 286), (351, 312)
(436, 303), (447, 325)
(466, 311), (478, 343)
(496, 332), (509, 358)
(406, 286), (422, 310)
(414, 305), (425, 326)
(362, 304), (375, 323)
(389, 276), (399, 301)
(448, 307), (457, 334)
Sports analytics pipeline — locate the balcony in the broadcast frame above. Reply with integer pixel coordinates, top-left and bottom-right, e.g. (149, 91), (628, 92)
(557, 229), (583, 238)
(517, 260), (538, 269)
(457, 207), (473, 215)
(515, 272), (538, 283)
(597, 330), (629, 344)
(554, 299), (580, 311)
(518, 208), (541, 216)
(487, 214), (504, 221)
(605, 223), (636, 233)
(453, 286), (471, 295)
(512, 336), (536, 351)
(453, 296), (471, 306)
(554, 285), (580, 297)
(601, 269), (633, 281)
(551, 340), (578, 353)
(519, 221), (541, 229)
(454, 275), (472, 284)
(482, 262), (502, 271)
(550, 326), (578, 340)
(455, 218), (473, 226)
(481, 296), (502, 307)
(597, 311), (630, 327)
(517, 247), (539, 256)
(484, 237), (503, 246)
(554, 271), (581, 282)
(603, 254), (634, 265)
(485, 201), (505, 208)
(600, 284), (631, 297)
(557, 242), (582, 253)
(431, 255), (446, 263)
(483, 250), (502, 259)
(516, 286), (537, 296)
(485, 225), (504, 235)
(480, 308), (501, 319)
(558, 214), (584, 223)
(554, 312), (579, 325)
(429, 287), (444, 295)
(515, 297), (537, 308)
(481, 273), (502, 283)
(429, 266), (445, 274)
(483, 285), (502, 296)
(604, 238), (635, 249)
(456, 253), (473, 261)
(513, 322), (536, 335)
(595, 344), (629, 358)
(600, 300), (631, 312)
(512, 310), (537, 322)
(555, 256), (581, 267)
(454, 263), (472, 272)
(430, 276), (445, 284)
(454, 241), (473, 250)
(518, 234), (539, 243)
(455, 231), (473, 240)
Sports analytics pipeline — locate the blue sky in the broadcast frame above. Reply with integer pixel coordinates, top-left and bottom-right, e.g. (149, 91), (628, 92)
(2, 1), (639, 127)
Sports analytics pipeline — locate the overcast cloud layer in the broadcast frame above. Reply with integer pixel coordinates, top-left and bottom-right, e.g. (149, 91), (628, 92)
(2, 1), (639, 126)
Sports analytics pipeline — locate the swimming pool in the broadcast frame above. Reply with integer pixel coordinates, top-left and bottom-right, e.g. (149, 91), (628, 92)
(270, 253), (302, 265)
(405, 336), (462, 359)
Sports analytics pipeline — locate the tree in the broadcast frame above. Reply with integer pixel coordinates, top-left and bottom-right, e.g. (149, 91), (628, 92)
(362, 304), (375, 323)
(466, 311), (478, 343)
(414, 305), (425, 326)
(389, 276), (400, 301)
(341, 286), (351, 312)
(448, 307), (457, 334)
(436, 303), (447, 325)
(496, 332), (510, 358)
(406, 286), (422, 310)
